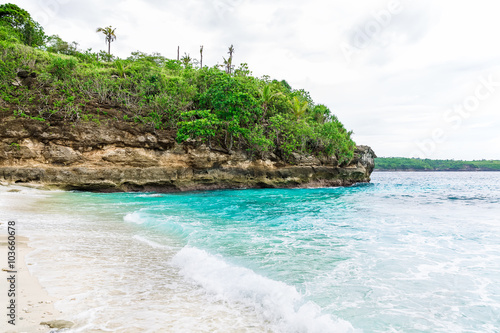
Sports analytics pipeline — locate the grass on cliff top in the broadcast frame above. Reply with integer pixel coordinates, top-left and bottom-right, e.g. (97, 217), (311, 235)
(0, 5), (356, 165)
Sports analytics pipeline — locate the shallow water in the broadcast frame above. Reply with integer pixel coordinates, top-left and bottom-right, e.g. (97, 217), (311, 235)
(2, 172), (499, 332)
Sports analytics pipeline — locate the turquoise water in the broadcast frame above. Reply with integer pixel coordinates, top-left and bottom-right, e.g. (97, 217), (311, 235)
(4, 172), (500, 332)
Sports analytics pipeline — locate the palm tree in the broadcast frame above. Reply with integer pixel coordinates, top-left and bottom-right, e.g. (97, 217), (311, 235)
(200, 45), (203, 68)
(291, 96), (308, 121)
(224, 44), (234, 74)
(260, 84), (282, 119)
(180, 53), (192, 67)
(96, 25), (116, 55)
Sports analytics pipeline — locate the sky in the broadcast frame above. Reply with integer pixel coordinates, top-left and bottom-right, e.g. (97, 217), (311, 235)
(8, 0), (500, 159)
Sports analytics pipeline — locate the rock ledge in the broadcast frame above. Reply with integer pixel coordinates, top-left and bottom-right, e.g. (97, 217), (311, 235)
(0, 118), (376, 192)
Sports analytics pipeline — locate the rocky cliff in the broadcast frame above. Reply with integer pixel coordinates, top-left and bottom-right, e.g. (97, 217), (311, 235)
(0, 116), (376, 192)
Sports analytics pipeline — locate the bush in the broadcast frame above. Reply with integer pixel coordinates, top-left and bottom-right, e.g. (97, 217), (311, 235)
(49, 57), (77, 80)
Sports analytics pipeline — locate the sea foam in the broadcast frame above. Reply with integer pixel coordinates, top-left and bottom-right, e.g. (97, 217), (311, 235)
(132, 234), (174, 250)
(172, 246), (357, 333)
(123, 210), (146, 224)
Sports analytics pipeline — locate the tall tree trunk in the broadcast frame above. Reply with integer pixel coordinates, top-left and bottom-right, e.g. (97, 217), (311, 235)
(228, 45), (234, 74)
(200, 45), (203, 69)
(228, 133), (233, 153)
(177, 46), (179, 61)
(107, 40), (110, 55)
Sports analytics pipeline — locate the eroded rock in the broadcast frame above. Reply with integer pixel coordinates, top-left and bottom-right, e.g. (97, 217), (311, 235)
(40, 319), (74, 329)
(0, 118), (376, 192)
(42, 145), (82, 165)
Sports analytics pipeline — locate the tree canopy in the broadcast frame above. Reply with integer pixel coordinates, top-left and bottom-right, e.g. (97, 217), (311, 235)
(0, 3), (45, 47)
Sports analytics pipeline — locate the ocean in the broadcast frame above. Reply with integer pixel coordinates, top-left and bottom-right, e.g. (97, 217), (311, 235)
(2, 172), (500, 332)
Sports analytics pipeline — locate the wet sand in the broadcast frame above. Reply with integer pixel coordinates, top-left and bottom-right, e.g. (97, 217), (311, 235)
(0, 185), (64, 332)
(0, 233), (63, 332)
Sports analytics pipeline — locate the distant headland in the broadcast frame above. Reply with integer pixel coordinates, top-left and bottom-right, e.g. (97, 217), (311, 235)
(375, 157), (500, 171)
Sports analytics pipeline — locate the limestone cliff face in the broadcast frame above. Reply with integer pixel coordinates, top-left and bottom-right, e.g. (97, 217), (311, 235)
(0, 117), (376, 192)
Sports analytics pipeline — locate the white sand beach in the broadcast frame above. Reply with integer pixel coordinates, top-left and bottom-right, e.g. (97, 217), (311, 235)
(0, 185), (68, 333)
(0, 233), (63, 333)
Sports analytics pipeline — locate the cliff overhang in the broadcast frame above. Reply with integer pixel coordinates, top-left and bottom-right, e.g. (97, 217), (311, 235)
(0, 117), (376, 192)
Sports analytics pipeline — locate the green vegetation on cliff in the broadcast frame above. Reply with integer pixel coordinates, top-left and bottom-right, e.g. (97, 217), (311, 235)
(0, 4), (356, 165)
(375, 157), (500, 171)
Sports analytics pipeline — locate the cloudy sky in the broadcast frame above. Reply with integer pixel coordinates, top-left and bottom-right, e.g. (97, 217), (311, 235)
(9, 0), (500, 159)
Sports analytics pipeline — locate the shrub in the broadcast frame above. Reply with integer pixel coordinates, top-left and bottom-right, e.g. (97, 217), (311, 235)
(49, 56), (77, 80)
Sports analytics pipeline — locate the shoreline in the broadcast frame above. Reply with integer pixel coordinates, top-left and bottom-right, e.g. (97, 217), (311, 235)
(0, 234), (62, 332)
(0, 177), (370, 194)
(0, 185), (69, 333)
